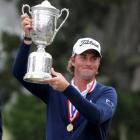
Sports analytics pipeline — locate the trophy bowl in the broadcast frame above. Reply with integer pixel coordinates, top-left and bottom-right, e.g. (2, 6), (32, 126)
(22, 0), (69, 83)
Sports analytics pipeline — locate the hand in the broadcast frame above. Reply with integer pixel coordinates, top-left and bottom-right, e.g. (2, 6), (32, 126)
(21, 14), (32, 38)
(45, 68), (70, 92)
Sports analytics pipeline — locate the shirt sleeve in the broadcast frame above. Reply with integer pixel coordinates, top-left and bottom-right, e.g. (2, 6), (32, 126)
(12, 42), (50, 103)
(62, 85), (117, 125)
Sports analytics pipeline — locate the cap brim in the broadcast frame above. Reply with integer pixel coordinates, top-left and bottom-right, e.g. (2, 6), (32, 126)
(76, 47), (102, 57)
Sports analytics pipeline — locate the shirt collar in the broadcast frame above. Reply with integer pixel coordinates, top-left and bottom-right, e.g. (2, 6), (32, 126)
(71, 79), (96, 95)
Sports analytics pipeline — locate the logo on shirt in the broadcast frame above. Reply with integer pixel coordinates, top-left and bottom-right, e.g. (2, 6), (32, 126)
(106, 99), (114, 108)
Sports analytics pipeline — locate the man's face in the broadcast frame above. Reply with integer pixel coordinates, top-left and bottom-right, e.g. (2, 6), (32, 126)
(71, 50), (101, 80)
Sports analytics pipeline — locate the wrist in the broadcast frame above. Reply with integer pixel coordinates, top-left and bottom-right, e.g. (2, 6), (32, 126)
(62, 82), (70, 92)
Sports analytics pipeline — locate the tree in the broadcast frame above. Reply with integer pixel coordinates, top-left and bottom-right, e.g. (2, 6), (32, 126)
(4, 93), (45, 140)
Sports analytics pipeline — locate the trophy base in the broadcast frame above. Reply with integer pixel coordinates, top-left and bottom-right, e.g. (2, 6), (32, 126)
(23, 72), (52, 84)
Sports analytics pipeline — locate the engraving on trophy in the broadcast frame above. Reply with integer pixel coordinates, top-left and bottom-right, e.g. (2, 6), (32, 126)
(22, 0), (69, 84)
(32, 12), (55, 46)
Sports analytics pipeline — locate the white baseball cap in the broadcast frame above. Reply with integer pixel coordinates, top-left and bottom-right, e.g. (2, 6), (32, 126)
(72, 37), (102, 57)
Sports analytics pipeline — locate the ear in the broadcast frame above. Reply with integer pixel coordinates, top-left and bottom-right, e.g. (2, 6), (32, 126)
(97, 58), (101, 70)
(98, 58), (101, 66)
(70, 56), (75, 66)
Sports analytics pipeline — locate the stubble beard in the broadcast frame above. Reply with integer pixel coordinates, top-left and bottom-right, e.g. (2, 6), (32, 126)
(77, 71), (95, 81)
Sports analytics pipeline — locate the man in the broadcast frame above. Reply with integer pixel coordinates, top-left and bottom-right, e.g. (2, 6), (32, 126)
(12, 14), (117, 140)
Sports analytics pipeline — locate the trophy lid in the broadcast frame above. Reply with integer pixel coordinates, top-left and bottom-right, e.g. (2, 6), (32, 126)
(32, 0), (60, 16)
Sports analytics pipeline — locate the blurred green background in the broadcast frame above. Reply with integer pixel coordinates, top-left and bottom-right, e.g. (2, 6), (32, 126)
(0, 0), (140, 140)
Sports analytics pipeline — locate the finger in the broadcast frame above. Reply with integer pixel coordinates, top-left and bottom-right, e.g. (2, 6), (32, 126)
(22, 18), (32, 25)
(44, 77), (56, 84)
(21, 16), (32, 26)
(46, 77), (57, 83)
(22, 21), (30, 27)
(24, 18), (32, 23)
(51, 68), (59, 77)
(23, 23), (32, 30)
(21, 14), (30, 20)
(21, 20), (32, 32)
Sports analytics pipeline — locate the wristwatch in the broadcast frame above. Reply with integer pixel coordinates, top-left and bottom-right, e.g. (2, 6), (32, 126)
(24, 36), (32, 41)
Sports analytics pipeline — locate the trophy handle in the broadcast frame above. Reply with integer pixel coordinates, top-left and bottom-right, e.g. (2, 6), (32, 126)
(55, 8), (69, 34)
(22, 4), (32, 16)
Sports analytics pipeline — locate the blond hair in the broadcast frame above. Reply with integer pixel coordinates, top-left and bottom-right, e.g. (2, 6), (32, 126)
(67, 56), (75, 75)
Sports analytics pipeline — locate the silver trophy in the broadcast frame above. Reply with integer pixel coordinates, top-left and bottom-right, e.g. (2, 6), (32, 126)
(22, 0), (69, 83)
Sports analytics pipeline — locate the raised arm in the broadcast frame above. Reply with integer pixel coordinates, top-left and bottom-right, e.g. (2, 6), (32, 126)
(12, 14), (50, 103)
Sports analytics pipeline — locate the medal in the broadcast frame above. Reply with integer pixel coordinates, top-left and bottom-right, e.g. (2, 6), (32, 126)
(66, 79), (96, 132)
(67, 123), (73, 132)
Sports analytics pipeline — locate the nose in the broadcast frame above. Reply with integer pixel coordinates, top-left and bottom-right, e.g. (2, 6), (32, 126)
(85, 58), (92, 66)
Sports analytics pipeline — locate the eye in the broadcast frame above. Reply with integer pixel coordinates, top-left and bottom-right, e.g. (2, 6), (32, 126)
(92, 56), (98, 60)
(80, 54), (86, 59)
(90, 56), (99, 62)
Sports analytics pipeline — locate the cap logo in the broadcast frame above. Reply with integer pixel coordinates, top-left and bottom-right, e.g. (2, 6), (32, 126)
(79, 39), (99, 48)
